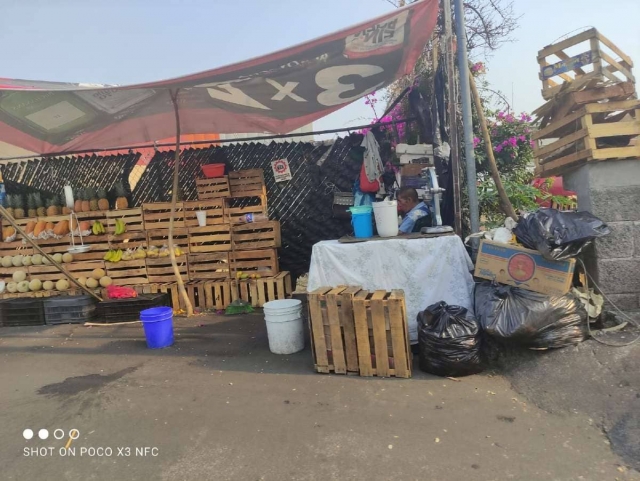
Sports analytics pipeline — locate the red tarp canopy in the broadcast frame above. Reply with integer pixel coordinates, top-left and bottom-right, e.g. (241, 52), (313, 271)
(0, 0), (438, 156)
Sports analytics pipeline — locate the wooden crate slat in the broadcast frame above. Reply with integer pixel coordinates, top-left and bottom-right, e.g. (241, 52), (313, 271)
(105, 259), (148, 286)
(187, 224), (231, 253)
(228, 169), (266, 197)
(147, 228), (190, 253)
(229, 249), (278, 277)
(106, 208), (144, 234)
(108, 231), (148, 251)
(231, 221), (281, 250)
(224, 196), (267, 224)
(183, 199), (225, 227)
(142, 202), (185, 230)
(196, 176), (230, 200)
(352, 290), (373, 376)
(187, 252), (230, 281)
(233, 271), (291, 307)
(327, 289), (347, 374)
(309, 288), (330, 371)
(340, 286), (361, 373)
(0, 240), (33, 257)
(145, 257), (188, 283)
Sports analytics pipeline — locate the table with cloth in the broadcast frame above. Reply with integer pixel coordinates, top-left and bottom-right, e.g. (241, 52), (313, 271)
(307, 236), (475, 343)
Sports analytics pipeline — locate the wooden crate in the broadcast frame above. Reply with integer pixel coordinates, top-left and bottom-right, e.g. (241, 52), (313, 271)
(147, 228), (190, 253)
(145, 256), (188, 283)
(183, 199), (225, 228)
(538, 28), (635, 101)
(106, 208), (144, 234)
(142, 202), (185, 230)
(229, 249), (279, 277)
(108, 231), (148, 251)
(187, 252), (230, 281)
(196, 176), (231, 200)
(0, 240), (33, 257)
(308, 287), (411, 378)
(231, 221), (281, 251)
(187, 224), (231, 253)
(75, 235), (111, 261)
(232, 271), (292, 307)
(224, 196), (267, 224)
(105, 259), (148, 286)
(0, 264), (30, 281)
(30, 260), (106, 282)
(154, 280), (233, 311)
(533, 99), (640, 177)
(229, 169), (266, 197)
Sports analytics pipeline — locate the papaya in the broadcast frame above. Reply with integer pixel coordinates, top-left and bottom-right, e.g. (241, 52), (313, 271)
(79, 221), (91, 232)
(53, 220), (69, 236)
(25, 220), (36, 235)
(33, 220), (47, 237)
(45, 222), (54, 232)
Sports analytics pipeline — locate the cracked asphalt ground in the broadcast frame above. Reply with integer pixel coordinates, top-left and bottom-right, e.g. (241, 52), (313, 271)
(0, 313), (638, 481)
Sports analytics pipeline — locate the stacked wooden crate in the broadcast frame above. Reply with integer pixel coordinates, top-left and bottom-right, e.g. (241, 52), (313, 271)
(532, 28), (638, 177)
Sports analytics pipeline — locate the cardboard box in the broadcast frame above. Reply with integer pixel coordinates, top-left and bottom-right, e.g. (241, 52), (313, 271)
(474, 240), (575, 296)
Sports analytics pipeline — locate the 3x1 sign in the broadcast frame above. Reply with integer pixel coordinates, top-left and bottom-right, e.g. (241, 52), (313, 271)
(272, 159), (292, 182)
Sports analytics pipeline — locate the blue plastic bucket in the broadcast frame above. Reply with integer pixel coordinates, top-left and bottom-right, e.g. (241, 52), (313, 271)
(140, 307), (174, 349)
(349, 206), (373, 238)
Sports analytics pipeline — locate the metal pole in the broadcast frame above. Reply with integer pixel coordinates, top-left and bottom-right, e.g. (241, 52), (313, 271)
(453, 0), (480, 235)
(442, 0), (462, 236)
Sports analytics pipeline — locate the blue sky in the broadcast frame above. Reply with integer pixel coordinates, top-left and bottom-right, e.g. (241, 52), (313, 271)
(1, 0), (638, 138)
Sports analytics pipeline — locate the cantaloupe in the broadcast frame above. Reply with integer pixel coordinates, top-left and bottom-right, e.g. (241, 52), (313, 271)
(43, 280), (54, 291)
(29, 279), (42, 291)
(76, 277), (87, 287)
(17, 280), (30, 293)
(53, 253), (63, 264)
(31, 254), (43, 265)
(92, 268), (106, 280)
(21, 256), (32, 266)
(85, 277), (99, 289)
(6, 282), (17, 293)
(62, 253), (73, 263)
(56, 279), (70, 291)
(33, 220), (47, 237)
(42, 255), (51, 265)
(1, 256), (12, 268)
(12, 270), (27, 282)
(99, 276), (113, 287)
(11, 255), (23, 267)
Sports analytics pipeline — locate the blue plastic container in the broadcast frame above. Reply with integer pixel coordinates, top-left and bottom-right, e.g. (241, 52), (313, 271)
(350, 206), (373, 238)
(140, 307), (174, 349)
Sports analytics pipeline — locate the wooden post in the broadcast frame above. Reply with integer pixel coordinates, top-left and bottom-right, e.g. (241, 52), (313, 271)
(169, 90), (194, 316)
(0, 206), (102, 301)
(468, 70), (518, 222)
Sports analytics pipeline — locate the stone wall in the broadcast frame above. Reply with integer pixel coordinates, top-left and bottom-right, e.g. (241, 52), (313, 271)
(563, 159), (640, 309)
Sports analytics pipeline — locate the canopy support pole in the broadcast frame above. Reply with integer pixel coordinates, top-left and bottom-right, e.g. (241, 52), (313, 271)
(169, 89), (194, 316)
(0, 207), (102, 301)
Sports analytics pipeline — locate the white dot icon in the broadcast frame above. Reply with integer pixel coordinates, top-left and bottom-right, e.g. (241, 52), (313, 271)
(23, 429), (33, 440)
(38, 429), (49, 440)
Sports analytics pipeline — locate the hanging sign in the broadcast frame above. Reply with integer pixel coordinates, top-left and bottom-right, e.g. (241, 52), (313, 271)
(271, 159), (292, 182)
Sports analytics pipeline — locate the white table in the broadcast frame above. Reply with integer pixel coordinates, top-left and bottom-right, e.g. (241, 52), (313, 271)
(307, 235), (475, 342)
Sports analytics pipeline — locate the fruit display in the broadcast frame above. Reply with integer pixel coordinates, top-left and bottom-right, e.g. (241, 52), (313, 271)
(113, 218), (127, 235)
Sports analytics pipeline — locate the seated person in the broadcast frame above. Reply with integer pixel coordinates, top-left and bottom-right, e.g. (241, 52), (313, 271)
(397, 187), (431, 234)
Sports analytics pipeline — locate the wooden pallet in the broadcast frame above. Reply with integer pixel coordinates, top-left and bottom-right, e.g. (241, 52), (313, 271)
(196, 176), (231, 200)
(147, 228), (190, 253)
(533, 99), (640, 177)
(308, 287), (411, 378)
(224, 196), (267, 224)
(187, 224), (231, 253)
(106, 208), (144, 234)
(29, 260), (106, 282)
(183, 199), (225, 227)
(231, 221), (281, 251)
(538, 28), (635, 101)
(229, 249), (279, 277)
(142, 202), (185, 230)
(187, 252), (230, 281)
(155, 280), (233, 311)
(229, 169), (266, 197)
(232, 271), (292, 307)
(108, 231), (148, 251)
(145, 256), (188, 283)
(105, 259), (148, 286)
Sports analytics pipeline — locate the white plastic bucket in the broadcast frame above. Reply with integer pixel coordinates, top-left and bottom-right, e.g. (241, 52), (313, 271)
(196, 210), (207, 227)
(372, 200), (399, 237)
(263, 299), (304, 355)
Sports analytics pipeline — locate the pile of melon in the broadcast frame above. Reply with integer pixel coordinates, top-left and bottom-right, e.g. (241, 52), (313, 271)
(76, 268), (112, 289)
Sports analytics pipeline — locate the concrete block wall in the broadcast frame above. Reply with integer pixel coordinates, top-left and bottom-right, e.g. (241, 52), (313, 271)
(564, 159), (640, 310)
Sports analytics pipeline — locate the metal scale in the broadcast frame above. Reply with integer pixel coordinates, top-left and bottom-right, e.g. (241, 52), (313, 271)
(64, 185), (91, 255)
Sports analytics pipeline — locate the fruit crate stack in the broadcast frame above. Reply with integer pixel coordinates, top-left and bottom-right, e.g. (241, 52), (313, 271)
(531, 28), (638, 177)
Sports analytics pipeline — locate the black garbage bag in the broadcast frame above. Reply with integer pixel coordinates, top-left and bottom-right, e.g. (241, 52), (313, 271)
(514, 208), (610, 261)
(418, 302), (484, 377)
(474, 282), (588, 349)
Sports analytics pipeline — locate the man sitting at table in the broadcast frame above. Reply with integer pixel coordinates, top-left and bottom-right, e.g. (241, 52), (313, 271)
(397, 187), (431, 234)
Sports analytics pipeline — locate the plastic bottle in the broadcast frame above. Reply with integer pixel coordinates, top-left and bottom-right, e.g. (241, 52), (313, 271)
(238, 213), (268, 223)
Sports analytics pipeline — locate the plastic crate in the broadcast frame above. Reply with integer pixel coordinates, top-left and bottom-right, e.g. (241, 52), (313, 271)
(94, 293), (169, 324)
(43, 296), (97, 325)
(0, 298), (45, 327)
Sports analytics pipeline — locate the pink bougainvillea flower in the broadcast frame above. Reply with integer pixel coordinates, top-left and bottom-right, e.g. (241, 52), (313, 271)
(495, 144), (503, 153)
(497, 111), (505, 120)
(473, 136), (481, 148)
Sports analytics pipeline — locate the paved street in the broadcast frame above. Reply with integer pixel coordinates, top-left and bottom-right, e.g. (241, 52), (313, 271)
(0, 313), (638, 480)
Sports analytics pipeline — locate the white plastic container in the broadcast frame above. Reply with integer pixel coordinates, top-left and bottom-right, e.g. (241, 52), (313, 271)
(196, 210), (207, 227)
(372, 199), (399, 237)
(263, 299), (304, 354)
